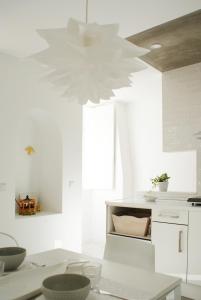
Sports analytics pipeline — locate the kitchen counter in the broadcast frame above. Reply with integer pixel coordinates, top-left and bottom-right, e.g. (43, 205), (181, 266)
(106, 197), (201, 211)
(106, 194), (201, 298)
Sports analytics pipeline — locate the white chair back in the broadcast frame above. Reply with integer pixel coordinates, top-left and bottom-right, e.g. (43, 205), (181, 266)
(104, 234), (155, 271)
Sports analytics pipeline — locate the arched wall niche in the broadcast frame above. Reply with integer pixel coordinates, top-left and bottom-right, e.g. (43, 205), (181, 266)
(15, 109), (62, 214)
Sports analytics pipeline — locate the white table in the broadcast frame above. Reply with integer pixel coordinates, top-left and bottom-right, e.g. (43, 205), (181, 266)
(0, 248), (181, 300)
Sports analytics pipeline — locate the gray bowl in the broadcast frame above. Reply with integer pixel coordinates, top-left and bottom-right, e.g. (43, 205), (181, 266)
(42, 273), (91, 300)
(0, 247), (26, 271)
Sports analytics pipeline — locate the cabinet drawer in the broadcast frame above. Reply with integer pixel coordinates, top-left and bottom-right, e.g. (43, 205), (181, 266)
(152, 208), (188, 225)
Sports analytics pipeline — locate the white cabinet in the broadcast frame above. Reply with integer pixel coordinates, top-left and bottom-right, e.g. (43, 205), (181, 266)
(152, 222), (188, 282)
(106, 202), (201, 292)
(188, 211), (201, 287)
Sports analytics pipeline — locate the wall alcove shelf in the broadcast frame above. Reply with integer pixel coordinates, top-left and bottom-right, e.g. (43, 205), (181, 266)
(15, 109), (62, 217)
(15, 211), (62, 220)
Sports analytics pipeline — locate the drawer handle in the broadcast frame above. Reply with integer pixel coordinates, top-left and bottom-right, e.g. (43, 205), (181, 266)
(178, 230), (183, 253)
(158, 213), (179, 218)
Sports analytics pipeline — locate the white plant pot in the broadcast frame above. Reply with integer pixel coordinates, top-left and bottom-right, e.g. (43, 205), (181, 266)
(158, 181), (168, 192)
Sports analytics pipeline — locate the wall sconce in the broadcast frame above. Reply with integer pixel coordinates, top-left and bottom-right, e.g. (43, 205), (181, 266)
(25, 146), (35, 155)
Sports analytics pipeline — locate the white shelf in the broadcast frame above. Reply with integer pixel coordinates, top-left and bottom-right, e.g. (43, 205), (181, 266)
(15, 211), (62, 220)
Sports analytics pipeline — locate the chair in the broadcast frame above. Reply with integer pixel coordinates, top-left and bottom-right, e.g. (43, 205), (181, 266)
(104, 234), (155, 271)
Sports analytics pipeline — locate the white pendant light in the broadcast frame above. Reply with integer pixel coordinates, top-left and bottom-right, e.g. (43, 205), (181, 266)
(32, 1), (149, 104)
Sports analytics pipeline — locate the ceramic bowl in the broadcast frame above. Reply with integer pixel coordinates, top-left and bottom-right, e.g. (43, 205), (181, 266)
(42, 273), (91, 300)
(144, 194), (157, 202)
(0, 247), (26, 271)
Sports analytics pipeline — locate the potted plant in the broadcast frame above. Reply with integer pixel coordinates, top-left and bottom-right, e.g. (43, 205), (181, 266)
(151, 173), (170, 192)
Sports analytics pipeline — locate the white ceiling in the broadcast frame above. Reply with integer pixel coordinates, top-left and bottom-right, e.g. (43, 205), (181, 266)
(1, 0), (201, 57)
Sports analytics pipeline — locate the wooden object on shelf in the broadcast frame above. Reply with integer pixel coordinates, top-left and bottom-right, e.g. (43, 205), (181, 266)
(16, 195), (38, 215)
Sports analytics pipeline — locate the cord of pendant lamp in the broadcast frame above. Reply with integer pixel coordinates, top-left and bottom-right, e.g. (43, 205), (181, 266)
(0, 232), (19, 246)
(85, 0), (88, 24)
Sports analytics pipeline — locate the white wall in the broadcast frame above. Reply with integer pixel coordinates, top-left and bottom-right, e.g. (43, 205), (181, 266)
(126, 67), (196, 193)
(163, 62), (201, 193)
(82, 66), (198, 257)
(15, 110), (63, 213)
(15, 117), (36, 196)
(0, 53), (82, 254)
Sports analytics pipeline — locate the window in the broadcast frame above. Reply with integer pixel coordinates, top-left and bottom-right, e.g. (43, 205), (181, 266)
(82, 103), (115, 189)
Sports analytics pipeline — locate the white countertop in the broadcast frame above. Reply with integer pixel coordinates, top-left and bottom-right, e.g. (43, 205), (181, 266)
(106, 198), (201, 211)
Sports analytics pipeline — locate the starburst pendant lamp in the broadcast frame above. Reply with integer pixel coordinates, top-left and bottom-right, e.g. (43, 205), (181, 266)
(32, 1), (149, 104)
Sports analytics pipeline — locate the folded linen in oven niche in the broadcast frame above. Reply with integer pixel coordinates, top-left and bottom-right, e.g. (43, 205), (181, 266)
(112, 214), (150, 237)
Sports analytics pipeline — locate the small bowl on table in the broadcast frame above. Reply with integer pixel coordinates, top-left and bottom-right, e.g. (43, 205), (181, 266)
(42, 273), (91, 300)
(0, 247), (26, 271)
(144, 194), (157, 202)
